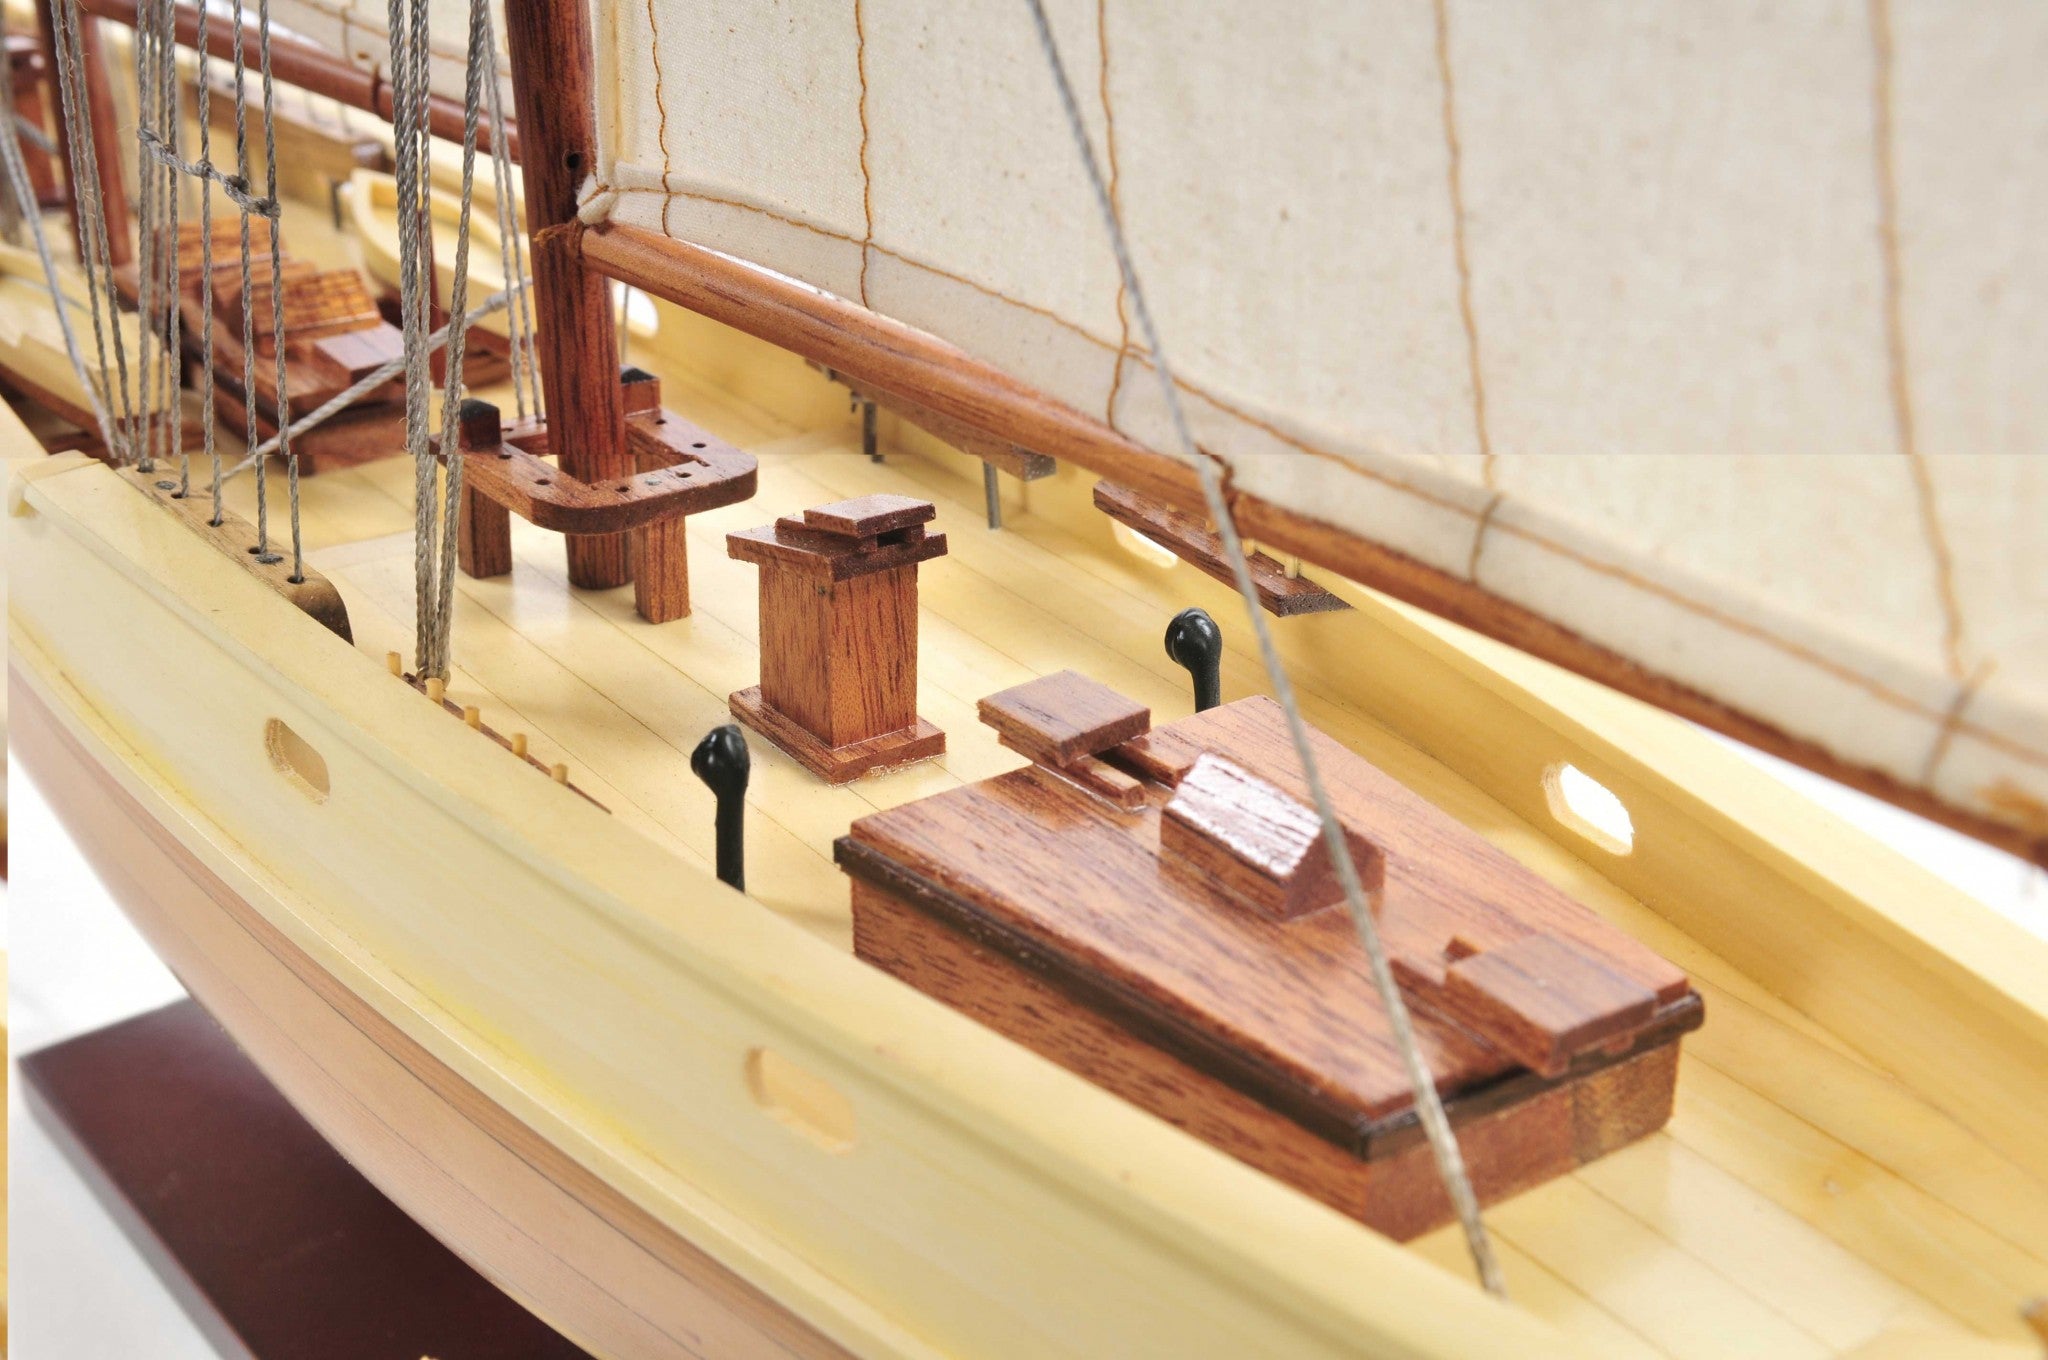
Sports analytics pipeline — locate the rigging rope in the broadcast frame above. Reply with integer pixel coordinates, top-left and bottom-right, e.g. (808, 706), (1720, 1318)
(386, 0), (490, 679)
(194, 0), (220, 515)
(257, 0), (305, 580)
(1022, 0), (1508, 1297)
(48, 0), (135, 464)
(480, 32), (537, 421)
(0, 26), (111, 444)
(31, 0), (305, 569)
(227, 0), (275, 556)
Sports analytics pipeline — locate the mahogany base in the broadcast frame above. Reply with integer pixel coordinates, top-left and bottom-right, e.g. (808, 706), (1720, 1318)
(20, 1000), (593, 1359)
(730, 685), (945, 784)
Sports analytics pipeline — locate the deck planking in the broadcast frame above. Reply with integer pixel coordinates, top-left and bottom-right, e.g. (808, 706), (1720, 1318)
(173, 329), (2048, 1360)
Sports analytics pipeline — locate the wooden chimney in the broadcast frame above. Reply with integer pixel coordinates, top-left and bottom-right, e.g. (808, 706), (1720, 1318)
(728, 494), (949, 782)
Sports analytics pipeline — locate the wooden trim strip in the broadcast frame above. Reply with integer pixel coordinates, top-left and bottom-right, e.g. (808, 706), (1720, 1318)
(577, 221), (1204, 514)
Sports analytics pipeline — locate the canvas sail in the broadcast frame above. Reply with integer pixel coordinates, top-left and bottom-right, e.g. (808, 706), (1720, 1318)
(578, 0), (2046, 858)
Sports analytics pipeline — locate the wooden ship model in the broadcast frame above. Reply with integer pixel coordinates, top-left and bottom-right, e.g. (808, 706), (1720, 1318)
(4, 2), (2046, 1357)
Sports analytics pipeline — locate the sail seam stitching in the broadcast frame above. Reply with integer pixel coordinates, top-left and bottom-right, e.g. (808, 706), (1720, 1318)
(643, 0), (672, 236)
(1869, 0), (1968, 683)
(1099, 0), (1129, 430)
(1433, 0), (1493, 484)
(1922, 660), (1996, 787)
(854, 0), (874, 306)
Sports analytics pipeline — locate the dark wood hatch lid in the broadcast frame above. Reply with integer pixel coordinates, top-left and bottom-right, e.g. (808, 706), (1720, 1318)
(837, 686), (1700, 1157)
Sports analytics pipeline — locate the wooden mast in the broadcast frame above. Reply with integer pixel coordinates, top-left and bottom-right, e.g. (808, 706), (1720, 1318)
(503, 0), (630, 590)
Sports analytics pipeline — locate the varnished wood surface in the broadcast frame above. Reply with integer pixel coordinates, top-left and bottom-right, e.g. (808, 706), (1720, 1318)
(80, 0), (517, 159)
(852, 877), (1680, 1243)
(22, 1000), (597, 1360)
(458, 405), (756, 536)
(1094, 479), (1352, 616)
(841, 693), (1693, 1134)
(118, 465), (351, 640)
(505, 0), (628, 587)
(977, 669), (1151, 767)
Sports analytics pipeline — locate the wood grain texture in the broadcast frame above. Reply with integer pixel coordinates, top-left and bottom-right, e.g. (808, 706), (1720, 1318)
(578, 222), (1201, 512)
(1093, 480), (1352, 617)
(582, 219), (2043, 867)
(457, 483), (513, 579)
(727, 520), (946, 583)
(22, 386), (2048, 1353)
(730, 500), (947, 781)
(976, 669), (1151, 767)
(850, 878), (1680, 1242)
(632, 516), (692, 624)
(239, 269), (383, 354)
(77, 0), (518, 159)
(504, 0), (626, 587)
(118, 466), (351, 641)
(802, 493), (934, 538)
(1159, 753), (1385, 922)
(12, 455), (1575, 1360)
(455, 406), (755, 537)
(732, 688), (946, 785)
(1433, 934), (1659, 1080)
(842, 693), (1695, 1141)
(818, 368), (1056, 482)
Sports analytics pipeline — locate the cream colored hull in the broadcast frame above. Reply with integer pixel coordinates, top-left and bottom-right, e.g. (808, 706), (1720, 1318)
(8, 311), (2048, 1357)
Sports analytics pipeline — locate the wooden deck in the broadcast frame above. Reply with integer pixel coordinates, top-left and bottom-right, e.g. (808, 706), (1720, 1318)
(162, 324), (2048, 1359)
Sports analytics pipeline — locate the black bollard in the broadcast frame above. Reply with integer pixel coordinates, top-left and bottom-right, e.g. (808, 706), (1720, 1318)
(1164, 607), (1224, 713)
(690, 724), (751, 891)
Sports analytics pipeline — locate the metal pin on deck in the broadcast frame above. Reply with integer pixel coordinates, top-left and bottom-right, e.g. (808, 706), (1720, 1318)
(1165, 606), (1223, 712)
(983, 461), (1002, 529)
(691, 724), (751, 891)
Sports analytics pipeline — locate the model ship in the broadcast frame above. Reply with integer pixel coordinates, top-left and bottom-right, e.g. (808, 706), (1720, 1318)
(4, 1), (2046, 1357)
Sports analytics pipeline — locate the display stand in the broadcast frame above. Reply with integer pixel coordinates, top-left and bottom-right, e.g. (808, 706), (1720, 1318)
(21, 1000), (593, 1359)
